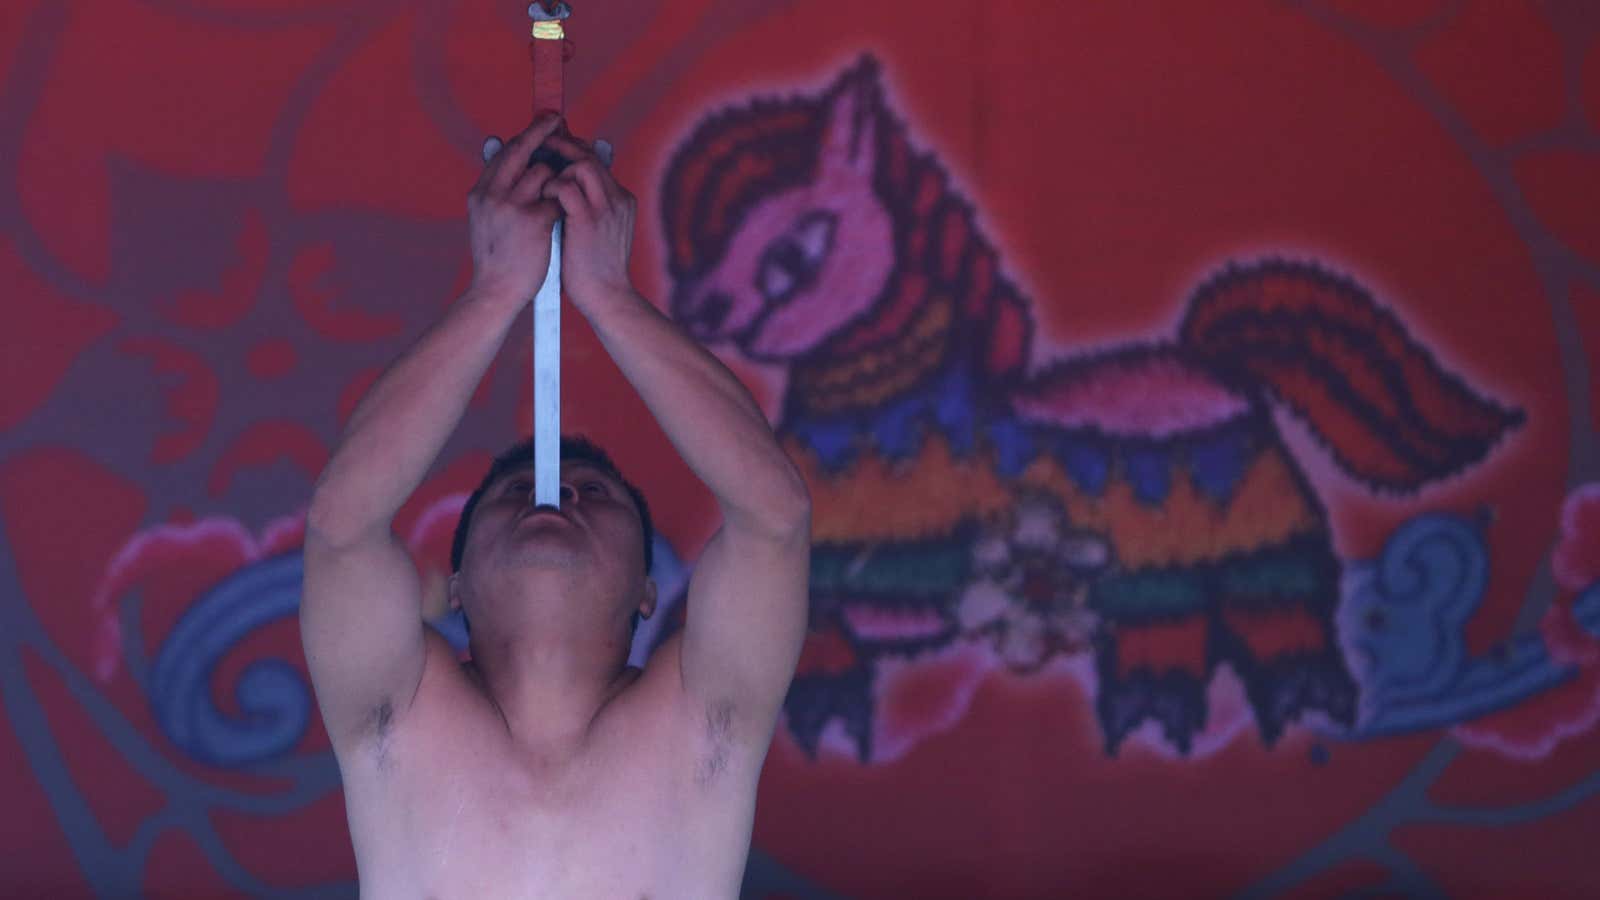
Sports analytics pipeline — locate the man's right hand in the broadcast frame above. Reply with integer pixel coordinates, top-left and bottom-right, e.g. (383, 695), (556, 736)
(467, 113), (567, 303)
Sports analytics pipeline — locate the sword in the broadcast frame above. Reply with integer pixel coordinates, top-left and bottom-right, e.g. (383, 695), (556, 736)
(528, 1), (570, 508)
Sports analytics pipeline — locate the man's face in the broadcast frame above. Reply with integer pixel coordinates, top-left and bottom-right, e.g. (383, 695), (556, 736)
(456, 460), (648, 618)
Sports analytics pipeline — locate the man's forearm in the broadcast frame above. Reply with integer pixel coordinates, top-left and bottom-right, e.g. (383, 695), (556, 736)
(309, 288), (525, 543)
(581, 288), (809, 535)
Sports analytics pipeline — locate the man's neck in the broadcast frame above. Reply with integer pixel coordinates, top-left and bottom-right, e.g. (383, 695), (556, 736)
(467, 623), (634, 757)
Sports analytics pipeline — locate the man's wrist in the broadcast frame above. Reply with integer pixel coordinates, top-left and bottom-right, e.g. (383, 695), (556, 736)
(461, 279), (532, 315)
(570, 281), (647, 319)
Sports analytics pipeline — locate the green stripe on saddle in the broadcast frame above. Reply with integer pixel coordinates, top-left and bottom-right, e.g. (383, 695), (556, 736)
(1091, 539), (1333, 622)
(1090, 571), (1207, 620)
(810, 540), (971, 597)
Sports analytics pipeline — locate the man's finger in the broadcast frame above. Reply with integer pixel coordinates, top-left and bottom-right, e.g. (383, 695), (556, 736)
(482, 136), (504, 163)
(564, 160), (614, 211)
(510, 163), (557, 206)
(488, 113), (565, 194)
(541, 133), (593, 163)
(542, 135), (616, 207)
(542, 176), (592, 220)
(548, 129), (612, 167)
(523, 198), (563, 231)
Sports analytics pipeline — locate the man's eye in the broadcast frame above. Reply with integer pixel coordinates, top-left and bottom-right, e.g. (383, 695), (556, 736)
(507, 479), (532, 494)
(582, 481), (607, 496)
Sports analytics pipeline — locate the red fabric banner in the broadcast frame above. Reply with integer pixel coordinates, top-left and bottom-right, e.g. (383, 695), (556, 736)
(1, 1), (1597, 897)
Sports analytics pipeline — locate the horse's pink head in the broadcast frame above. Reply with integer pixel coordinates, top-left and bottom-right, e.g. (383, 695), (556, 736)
(664, 61), (895, 362)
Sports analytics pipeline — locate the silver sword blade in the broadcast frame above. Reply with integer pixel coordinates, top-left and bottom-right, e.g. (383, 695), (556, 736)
(533, 221), (562, 507)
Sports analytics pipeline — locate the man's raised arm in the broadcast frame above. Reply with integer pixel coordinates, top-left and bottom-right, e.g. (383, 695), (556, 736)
(300, 115), (565, 750)
(541, 132), (812, 739)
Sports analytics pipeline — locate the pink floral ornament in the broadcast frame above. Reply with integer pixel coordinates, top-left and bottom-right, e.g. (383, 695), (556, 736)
(957, 493), (1111, 671)
(1454, 484), (1600, 758)
(88, 493), (468, 684)
(1553, 483), (1600, 593)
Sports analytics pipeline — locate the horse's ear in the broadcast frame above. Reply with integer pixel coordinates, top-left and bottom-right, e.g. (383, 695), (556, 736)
(819, 58), (882, 182)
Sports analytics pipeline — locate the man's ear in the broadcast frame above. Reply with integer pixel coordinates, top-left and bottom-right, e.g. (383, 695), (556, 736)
(448, 572), (463, 612)
(638, 577), (658, 620)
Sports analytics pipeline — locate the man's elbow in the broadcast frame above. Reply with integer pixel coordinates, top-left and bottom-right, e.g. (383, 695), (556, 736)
(724, 458), (811, 542)
(306, 491), (351, 546)
(305, 489), (387, 551)
(757, 464), (812, 541)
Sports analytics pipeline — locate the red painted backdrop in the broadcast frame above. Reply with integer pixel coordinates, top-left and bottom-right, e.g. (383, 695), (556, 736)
(3, 1), (1599, 897)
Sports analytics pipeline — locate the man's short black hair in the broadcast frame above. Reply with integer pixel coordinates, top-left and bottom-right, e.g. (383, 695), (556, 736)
(450, 435), (655, 575)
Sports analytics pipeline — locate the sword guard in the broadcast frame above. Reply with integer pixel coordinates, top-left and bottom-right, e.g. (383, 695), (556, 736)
(529, 1), (572, 21)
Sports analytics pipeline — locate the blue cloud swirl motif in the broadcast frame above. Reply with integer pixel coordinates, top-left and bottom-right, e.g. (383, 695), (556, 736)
(1341, 512), (1599, 737)
(148, 553), (311, 767)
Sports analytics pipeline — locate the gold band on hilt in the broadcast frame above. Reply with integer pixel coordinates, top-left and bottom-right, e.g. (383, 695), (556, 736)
(529, 1), (570, 39)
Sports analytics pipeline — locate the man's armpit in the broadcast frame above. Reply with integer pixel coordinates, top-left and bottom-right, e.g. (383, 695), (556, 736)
(371, 699), (398, 770)
(694, 698), (739, 787)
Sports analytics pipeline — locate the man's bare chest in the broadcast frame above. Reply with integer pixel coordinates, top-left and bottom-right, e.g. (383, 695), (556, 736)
(404, 770), (665, 885)
(345, 710), (753, 899)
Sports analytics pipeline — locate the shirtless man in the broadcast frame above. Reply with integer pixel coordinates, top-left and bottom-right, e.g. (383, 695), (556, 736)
(300, 113), (811, 899)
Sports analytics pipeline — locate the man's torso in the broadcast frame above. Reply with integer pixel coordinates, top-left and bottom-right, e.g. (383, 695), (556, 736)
(338, 632), (762, 900)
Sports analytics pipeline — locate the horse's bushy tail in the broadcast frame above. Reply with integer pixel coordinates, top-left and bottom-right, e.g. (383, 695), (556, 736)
(1179, 260), (1522, 492)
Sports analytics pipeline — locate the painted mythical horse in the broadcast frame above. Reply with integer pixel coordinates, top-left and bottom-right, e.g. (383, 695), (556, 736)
(657, 57), (1522, 760)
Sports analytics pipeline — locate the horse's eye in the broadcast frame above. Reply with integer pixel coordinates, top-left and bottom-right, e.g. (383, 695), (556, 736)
(759, 253), (798, 302)
(794, 211), (836, 265)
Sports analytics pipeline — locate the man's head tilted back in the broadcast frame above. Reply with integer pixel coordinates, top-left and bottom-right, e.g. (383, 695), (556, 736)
(449, 436), (655, 641)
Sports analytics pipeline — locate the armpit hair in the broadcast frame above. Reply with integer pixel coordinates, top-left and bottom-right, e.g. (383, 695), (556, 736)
(367, 699), (396, 771)
(695, 699), (738, 786)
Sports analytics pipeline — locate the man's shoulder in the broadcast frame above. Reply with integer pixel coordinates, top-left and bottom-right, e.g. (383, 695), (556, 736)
(330, 631), (485, 770)
(607, 634), (771, 789)
(591, 635), (689, 733)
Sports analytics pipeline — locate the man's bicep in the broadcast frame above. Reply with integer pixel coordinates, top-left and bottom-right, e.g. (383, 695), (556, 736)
(299, 530), (428, 748)
(677, 524), (810, 730)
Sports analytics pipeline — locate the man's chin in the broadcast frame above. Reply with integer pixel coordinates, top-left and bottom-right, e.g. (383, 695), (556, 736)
(507, 544), (586, 570)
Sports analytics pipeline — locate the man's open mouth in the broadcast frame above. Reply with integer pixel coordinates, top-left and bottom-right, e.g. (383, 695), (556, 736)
(518, 505), (571, 526)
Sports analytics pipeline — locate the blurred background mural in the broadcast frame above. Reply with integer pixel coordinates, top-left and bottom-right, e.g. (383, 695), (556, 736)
(2, 0), (1599, 897)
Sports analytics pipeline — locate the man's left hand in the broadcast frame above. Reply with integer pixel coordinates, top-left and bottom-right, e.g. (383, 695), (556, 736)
(540, 130), (638, 309)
